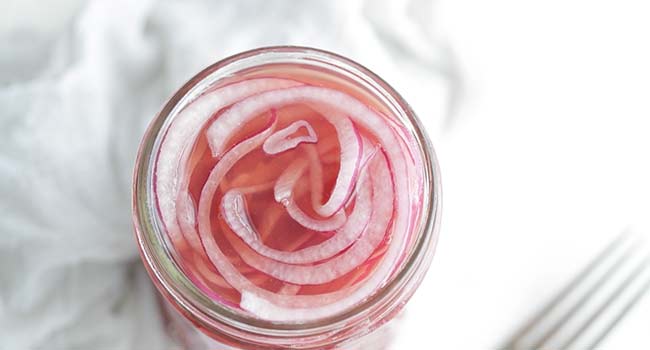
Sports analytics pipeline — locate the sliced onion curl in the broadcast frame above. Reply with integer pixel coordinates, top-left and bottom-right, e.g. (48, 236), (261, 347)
(263, 120), (318, 155)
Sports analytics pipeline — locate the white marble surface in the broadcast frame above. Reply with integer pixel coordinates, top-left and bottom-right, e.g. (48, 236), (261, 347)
(1, 0), (649, 349)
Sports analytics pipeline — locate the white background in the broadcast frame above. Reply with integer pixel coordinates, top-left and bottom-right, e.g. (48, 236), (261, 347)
(399, 0), (650, 348)
(1, 0), (649, 349)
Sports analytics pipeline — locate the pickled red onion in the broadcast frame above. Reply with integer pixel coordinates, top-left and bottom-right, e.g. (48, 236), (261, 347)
(272, 158), (346, 231)
(154, 80), (419, 322)
(263, 120), (318, 155)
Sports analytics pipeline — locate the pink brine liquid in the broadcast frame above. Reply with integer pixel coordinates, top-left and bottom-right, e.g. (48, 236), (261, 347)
(154, 65), (424, 323)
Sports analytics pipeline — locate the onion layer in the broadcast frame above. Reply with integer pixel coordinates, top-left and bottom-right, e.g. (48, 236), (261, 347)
(263, 120), (318, 155)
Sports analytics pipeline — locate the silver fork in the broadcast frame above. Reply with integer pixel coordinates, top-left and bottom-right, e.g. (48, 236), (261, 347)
(502, 231), (650, 350)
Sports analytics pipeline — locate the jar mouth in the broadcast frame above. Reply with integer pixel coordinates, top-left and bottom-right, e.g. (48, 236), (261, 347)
(133, 46), (441, 344)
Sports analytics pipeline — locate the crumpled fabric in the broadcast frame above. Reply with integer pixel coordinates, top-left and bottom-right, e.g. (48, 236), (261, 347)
(0, 0), (453, 349)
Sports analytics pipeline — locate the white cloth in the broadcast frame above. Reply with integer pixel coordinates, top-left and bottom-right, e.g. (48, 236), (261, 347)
(0, 1), (451, 349)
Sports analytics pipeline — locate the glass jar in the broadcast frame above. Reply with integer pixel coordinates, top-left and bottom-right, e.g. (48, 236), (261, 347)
(132, 46), (442, 350)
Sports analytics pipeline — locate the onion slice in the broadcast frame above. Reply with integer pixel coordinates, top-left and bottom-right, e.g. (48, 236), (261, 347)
(273, 158), (346, 231)
(263, 120), (318, 155)
(312, 112), (362, 217)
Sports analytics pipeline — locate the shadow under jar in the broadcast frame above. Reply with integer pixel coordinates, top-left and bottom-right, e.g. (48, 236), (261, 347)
(132, 46), (441, 350)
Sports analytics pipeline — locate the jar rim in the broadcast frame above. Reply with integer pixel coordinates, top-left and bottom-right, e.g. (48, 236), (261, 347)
(132, 46), (442, 348)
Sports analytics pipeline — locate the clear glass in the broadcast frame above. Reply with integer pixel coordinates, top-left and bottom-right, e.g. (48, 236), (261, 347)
(133, 46), (442, 350)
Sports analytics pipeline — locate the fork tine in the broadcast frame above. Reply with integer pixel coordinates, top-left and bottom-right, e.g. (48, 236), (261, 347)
(502, 232), (630, 349)
(558, 254), (650, 350)
(530, 242), (640, 349)
(585, 268), (650, 349)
